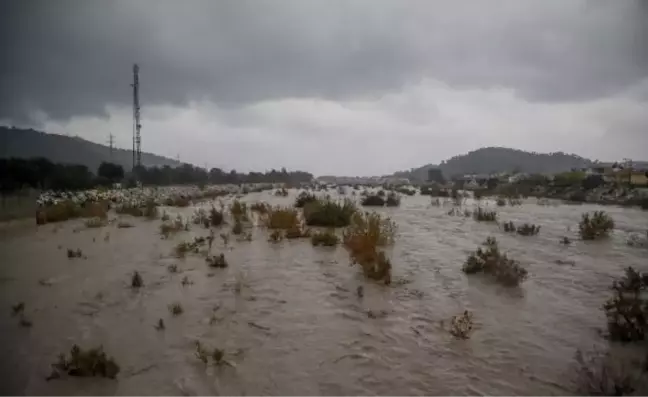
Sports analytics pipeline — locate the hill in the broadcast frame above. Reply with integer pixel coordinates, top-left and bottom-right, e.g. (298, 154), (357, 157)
(0, 126), (180, 172)
(393, 147), (594, 181)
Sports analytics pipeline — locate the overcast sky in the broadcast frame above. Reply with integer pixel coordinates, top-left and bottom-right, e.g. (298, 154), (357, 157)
(1, 0), (647, 175)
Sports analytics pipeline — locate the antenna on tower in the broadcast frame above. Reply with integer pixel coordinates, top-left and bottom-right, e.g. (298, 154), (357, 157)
(131, 63), (142, 173)
(108, 133), (115, 160)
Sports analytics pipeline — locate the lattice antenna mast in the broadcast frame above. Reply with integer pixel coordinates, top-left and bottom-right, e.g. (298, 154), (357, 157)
(108, 133), (115, 160)
(132, 63), (142, 171)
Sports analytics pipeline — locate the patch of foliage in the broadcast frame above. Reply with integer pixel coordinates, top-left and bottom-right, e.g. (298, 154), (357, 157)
(263, 206), (300, 229)
(473, 207), (498, 222)
(579, 211), (615, 240)
(496, 197), (506, 207)
(462, 237), (528, 286)
(343, 211), (397, 284)
(603, 267), (648, 342)
(268, 229), (283, 243)
(168, 302), (183, 315)
(311, 229), (339, 246)
(385, 192), (401, 207)
(449, 310), (474, 339)
(361, 194), (386, 206)
(250, 202), (269, 214)
(516, 223), (540, 236)
(48, 345), (119, 380)
(67, 248), (83, 258)
(206, 253), (228, 268)
(294, 192), (318, 208)
(131, 271), (143, 288)
(117, 221), (133, 228)
(303, 198), (356, 227)
(209, 205), (224, 227)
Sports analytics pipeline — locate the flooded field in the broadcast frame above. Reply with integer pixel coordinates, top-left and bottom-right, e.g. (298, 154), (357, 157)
(1, 190), (647, 395)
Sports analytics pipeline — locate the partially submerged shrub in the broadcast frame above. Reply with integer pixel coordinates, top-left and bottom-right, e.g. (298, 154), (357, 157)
(264, 206), (300, 230)
(395, 187), (416, 196)
(274, 188), (289, 197)
(361, 194), (385, 207)
(268, 229), (283, 243)
(579, 211), (615, 240)
(385, 192), (401, 207)
(462, 237), (528, 286)
(561, 236), (572, 245)
(48, 345), (119, 380)
(192, 208), (210, 227)
(603, 267), (648, 342)
(449, 310), (474, 339)
(230, 200), (248, 222)
(67, 248), (82, 259)
(574, 349), (647, 396)
(285, 225), (311, 239)
(496, 197), (506, 207)
(36, 201), (109, 225)
(209, 205), (224, 227)
(517, 223), (540, 236)
(294, 192), (318, 208)
(311, 229), (339, 246)
(250, 202), (269, 214)
(131, 271), (143, 288)
(85, 217), (107, 228)
(117, 221), (133, 228)
(303, 198), (356, 227)
(502, 221), (516, 233)
(473, 207), (498, 222)
(343, 212), (397, 284)
(168, 302), (183, 315)
(206, 253), (228, 268)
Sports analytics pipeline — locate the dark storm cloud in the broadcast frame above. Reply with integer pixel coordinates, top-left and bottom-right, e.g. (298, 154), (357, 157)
(1, 0), (647, 122)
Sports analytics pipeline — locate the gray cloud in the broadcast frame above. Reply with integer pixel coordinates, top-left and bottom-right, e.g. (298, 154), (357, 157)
(1, 0), (646, 123)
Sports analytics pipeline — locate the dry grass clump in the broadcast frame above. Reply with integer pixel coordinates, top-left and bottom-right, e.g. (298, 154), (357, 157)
(285, 225), (311, 239)
(603, 267), (648, 342)
(232, 219), (244, 235)
(579, 211), (615, 240)
(37, 201), (109, 225)
(311, 229), (340, 247)
(194, 341), (231, 366)
(361, 194), (386, 207)
(462, 237), (528, 286)
(263, 206), (301, 230)
(449, 310), (474, 339)
(303, 198), (357, 227)
(294, 192), (318, 208)
(473, 207), (498, 222)
(395, 187), (416, 196)
(343, 211), (397, 284)
(206, 253), (228, 268)
(48, 345), (120, 380)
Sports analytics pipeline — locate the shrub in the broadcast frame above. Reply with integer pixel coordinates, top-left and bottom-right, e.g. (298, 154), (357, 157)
(395, 187), (415, 196)
(165, 196), (190, 207)
(209, 205), (224, 227)
(603, 267), (648, 342)
(361, 194), (385, 206)
(168, 302), (183, 315)
(117, 221), (133, 228)
(264, 206), (300, 230)
(49, 345), (120, 379)
(462, 237), (528, 286)
(385, 192), (401, 207)
(449, 310), (474, 339)
(160, 215), (187, 238)
(343, 211), (397, 284)
(274, 188), (288, 197)
(294, 192), (318, 208)
(579, 211), (614, 240)
(502, 221), (515, 233)
(206, 253), (228, 268)
(311, 229), (339, 246)
(268, 229), (283, 243)
(250, 202), (269, 214)
(230, 200), (248, 222)
(573, 349), (647, 396)
(473, 207), (497, 222)
(496, 197), (506, 207)
(131, 271), (143, 288)
(116, 199), (158, 219)
(231, 219), (243, 235)
(285, 225), (310, 239)
(569, 191), (587, 203)
(36, 201), (109, 225)
(67, 248), (82, 259)
(85, 217), (107, 228)
(303, 198), (356, 227)
(517, 223), (540, 236)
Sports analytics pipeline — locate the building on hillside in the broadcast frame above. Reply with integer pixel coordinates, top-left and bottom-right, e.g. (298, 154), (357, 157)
(427, 168), (445, 184)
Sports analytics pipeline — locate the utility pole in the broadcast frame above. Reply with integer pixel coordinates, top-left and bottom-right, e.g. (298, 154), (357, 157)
(108, 133), (115, 161)
(131, 63), (142, 173)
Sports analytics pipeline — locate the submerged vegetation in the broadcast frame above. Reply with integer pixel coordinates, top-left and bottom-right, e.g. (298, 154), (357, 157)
(303, 198), (356, 227)
(603, 267), (648, 342)
(462, 237), (528, 286)
(311, 229), (339, 247)
(48, 345), (120, 380)
(473, 207), (498, 222)
(579, 211), (615, 240)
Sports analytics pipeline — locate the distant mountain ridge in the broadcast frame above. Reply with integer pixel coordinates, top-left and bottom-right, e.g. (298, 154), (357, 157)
(0, 126), (180, 172)
(393, 147), (595, 181)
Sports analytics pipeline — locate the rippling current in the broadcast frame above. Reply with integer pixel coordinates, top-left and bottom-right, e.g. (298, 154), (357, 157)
(1, 191), (646, 395)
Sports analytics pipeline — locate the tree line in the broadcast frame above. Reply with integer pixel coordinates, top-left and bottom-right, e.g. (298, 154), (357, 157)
(0, 157), (313, 194)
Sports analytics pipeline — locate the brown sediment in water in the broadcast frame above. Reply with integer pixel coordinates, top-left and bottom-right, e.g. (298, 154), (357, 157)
(0, 191), (646, 395)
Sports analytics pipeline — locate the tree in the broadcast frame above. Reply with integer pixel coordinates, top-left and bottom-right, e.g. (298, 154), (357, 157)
(97, 162), (125, 183)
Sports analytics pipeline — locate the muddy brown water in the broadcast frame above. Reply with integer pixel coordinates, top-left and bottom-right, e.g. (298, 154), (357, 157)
(1, 191), (647, 395)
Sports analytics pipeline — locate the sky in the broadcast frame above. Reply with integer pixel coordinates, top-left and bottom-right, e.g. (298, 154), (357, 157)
(1, 0), (647, 176)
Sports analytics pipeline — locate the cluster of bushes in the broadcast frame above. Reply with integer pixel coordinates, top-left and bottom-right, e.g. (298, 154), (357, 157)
(342, 211), (397, 284)
(294, 192), (318, 208)
(36, 201), (109, 225)
(48, 345), (120, 380)
(473, 207), (497, 222)
(579, 211), (614, 240)
(303, 198), (356, 227)
(263, 206), (301, 230)
(462, 237), (528, 286)
(361, 192), (401, 207)
(502, 221), (540, 236)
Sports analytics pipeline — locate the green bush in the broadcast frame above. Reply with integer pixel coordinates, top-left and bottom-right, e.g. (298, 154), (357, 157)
(603, 267), (648, 342)
(579, 211), (614, 240)
(303, 198), (356, 227)
(311, 229), (339, 246)
(462, 237), (528, 286)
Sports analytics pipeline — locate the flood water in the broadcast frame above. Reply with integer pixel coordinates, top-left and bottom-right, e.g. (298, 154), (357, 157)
(1, 190), (647, 395)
